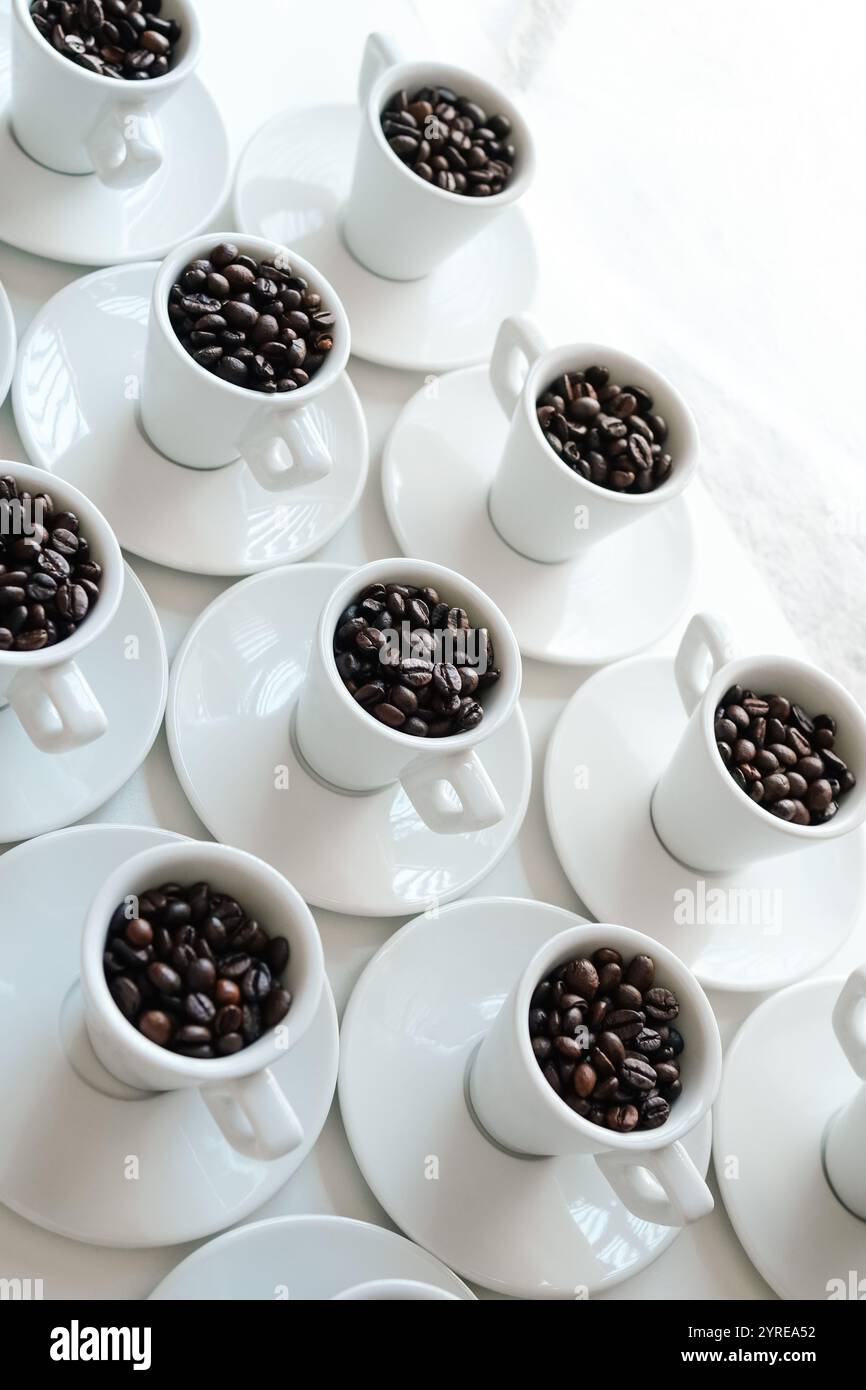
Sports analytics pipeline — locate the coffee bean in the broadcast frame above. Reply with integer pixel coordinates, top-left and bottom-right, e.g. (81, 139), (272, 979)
(110, 976), (140, 1020)
(381, 85), (515, 196)
(640, 1095), (671, 1129)
(104, 879), (294, 1057)
(170, 245), (335, 392)
(625, 953), (655, 993)
(715, 685), (854, 826)
(537, 368), (671, 493)
(644, 987), (679, 1021)
(620, 1056), (657, 1092)
(333, 578), (500, 738)
(532, 947), (685, 1132)
(262, 987), (292, 1028)
(0, 477), (101, 647)
(139, 1010), (173, 1046)
(31, 0), (181, 77)
(606, 1104), (639, 1133)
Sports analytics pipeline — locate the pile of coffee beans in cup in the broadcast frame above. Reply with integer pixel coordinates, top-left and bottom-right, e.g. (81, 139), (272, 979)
(380, 85), (515, 196)
(536, 367), (672, 493)
(530, 948), (684, 1132)
(714, 685), (856, 825)
(103, 880), (292, 1057)
(168, 243), (336, 394)
(334, 580), (500, 737)
(29, 0), (182, 80)
(0, 477), (102, 652)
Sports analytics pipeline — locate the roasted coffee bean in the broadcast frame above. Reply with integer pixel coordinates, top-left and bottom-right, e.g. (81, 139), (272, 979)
(606, 1103), (639, 1133)
(381, 85), (516, 196)
(109, 975), (140, 1020)
(333, 578), (501, 737)
(103, 879), (292, 1057)
(620, 1056), (657, 1092)
(138, 1010), (173, 1046)
(564, 958), (599, 999)
(0, 477), (101, 647)
(30, 0), (181, 77)
(533, 947), (685, 1131)
(185, 992), (216, 1025)
(170, 244), (335, 391)
(537, 367), (672, 493)
(714, 685), (855, 826)
(640, 1095), (671, 1129)
(644, 987), (679, 1021)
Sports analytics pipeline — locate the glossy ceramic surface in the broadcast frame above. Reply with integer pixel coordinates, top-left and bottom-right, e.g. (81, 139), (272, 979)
(0, 564), (167, 843)
(0, 825), (339, 1247)
(0, 26), (229, 265)
(150, 1215), (475, 1299)
(383, 367), (696, 665)
(167, 563), (532, 916)
(339, 896), (712, 1298)
(233, 104), (538, 372)
(714, 977), (866, 1300)
(544, 655), (865, 990)
(13, 264), (368, 576)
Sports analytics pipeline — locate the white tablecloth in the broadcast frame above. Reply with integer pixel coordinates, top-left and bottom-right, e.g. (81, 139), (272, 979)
(0, 0), (862, 1300)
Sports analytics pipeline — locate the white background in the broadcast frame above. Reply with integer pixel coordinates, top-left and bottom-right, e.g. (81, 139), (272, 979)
(0, 0), (863, 1300)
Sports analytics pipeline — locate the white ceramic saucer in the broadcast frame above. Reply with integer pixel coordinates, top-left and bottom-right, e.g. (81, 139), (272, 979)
(233, 105), (538, 373)
(167, 564), (531, 918)
(715, 977), (866, 1300)
(13, 264), (368, 576)
(0, 278), (14, 407)
(150, 1215), (474, 1300)
(383, 367), (695, 665)
(0, 27), (229, 265)
(0, 824), (339, 1247)
(545, 656), (865, 992)
(339, 897), (712, 1299)
(0, 564), (167, 844)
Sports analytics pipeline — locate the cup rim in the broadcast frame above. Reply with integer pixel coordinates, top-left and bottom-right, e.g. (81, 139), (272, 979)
(696, 652), (866, 843)
(316, 557), (523, 752)
(514, 923), (722, 1149)
(151, 233), (351, 406)
(516, 340), (699, 508)
(364, 56), (536, 209)
(81, 840), (325, 1082)
(14, 0), (202, 90)
(0, 459), (124, 669)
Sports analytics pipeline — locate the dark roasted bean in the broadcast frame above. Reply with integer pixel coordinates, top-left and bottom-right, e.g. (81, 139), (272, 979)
(103, 879), (294, 1057)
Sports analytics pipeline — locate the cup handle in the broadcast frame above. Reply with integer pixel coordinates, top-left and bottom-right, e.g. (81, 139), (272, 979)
(832, 963), (866, 1079)
(238, 409), (334, 492)
(489, 313), (549, 418)
(358, 31), (403, 106)
(673, 612), (736, 715)
(6, 660), (107, 753)
(595, 1141), (714, 1226)
(202, 1068), (304, 1161)
(401, 749), (505, 835)
(85, 102), (163, 189)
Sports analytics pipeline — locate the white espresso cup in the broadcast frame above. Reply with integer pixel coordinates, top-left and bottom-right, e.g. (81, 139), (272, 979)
(469, 923), (722, 1226)
(824, 963), (866, 1220)
(11, 0), (202, 187)
(140, 234), (351, 492)
(487, 314), (699, 563)
(81, 840), (326, 1162)
(652, 612), (866, 874)
(332, 1280), (462, 1301)
(342, 32), (536, 281)
(0, 459), (123, 753)
(295, 558), (522, 835)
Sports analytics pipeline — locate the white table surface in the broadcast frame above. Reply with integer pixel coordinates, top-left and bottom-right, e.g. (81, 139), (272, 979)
(0, 0), (863, 1301)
